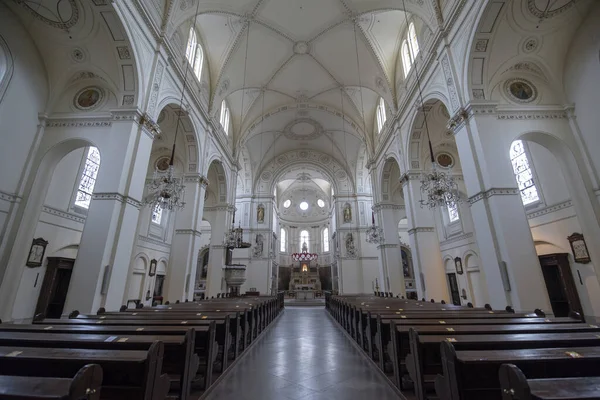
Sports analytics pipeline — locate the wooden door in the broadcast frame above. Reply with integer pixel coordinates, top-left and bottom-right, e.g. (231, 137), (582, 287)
(447, 273), (461, 305)
(35, 257), (75, 319)
(538, 253), (583, 318)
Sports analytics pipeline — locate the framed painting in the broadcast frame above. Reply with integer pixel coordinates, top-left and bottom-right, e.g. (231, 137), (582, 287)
(26, 238), (48, 267)
(454, 257), (464, 275)
(149, 259), (158, 276)
(568, 233), (591, 264)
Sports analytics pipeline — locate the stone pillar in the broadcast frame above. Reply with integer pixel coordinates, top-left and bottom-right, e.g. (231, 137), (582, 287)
(163, 175), (208, 302)
(205, 205), (234, 297)
(450, 109), (552, 312)
(62, 111), (157, 314)
(374, 203), (405, 296)
(402, 173), (450, 302)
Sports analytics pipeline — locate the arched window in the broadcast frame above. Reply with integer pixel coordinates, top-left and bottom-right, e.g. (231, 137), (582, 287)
(186, 27), (203, 81)
(401, 40), (412, 78)
(151, 204), (163, 225)
(300, 230), (309, 252)
(447, 202), (459, 222)
(510, 140), (540, 205)
(280, 228), (286, 252)
(408, 23), (420, 60)
(220, 100), (230, 135)
(323, 228), (330, 252)
(74, 146), (101, 209)
(376, 97), (387, 133)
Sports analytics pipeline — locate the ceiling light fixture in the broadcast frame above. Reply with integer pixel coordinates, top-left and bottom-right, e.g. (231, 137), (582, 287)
(144, 0), (203, 212)
(401, 0), (461, 210)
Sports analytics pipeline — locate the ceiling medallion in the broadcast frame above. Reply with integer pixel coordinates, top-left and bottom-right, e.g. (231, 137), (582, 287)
(527, 0), (578, 19)
(505, 78), (538, 103)
(74, 86), (104, 111)
(16, 0), (79, 30)
(283, 119), (324, 141)
(293, 41), (310, 55)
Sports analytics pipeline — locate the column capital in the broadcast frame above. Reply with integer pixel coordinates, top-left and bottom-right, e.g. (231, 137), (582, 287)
(408, 227), (435, 235)
(399, 172), (421, 186)
(183, 174), (209, 188)
(174, 229), (202, 238)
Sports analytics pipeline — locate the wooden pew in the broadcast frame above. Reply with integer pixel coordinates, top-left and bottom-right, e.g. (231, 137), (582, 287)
(0, 323), (217, 394)
(498, 363), (600, 400)
(0, 364), (102, 400)
(408, 331), (600, 400)
(0, 342), (169, 400)
(388, 322), (600, 391)
(0, 330), (198, 400)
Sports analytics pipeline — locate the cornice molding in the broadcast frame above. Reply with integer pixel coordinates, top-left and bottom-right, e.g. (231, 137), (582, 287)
(372, 202), (405, 212)
(92, 192), (142, 209)
(439, 232), (474, 247)
(138, 234), (171, 250)
(203, 204), (236, 212)
(399, 172), (421, 186)
(468, 188), (519, 205)
(527, 200), (573, 219)
(377, 243), (398, 250)
(42, 205), (85, 224)
(408, 227), (435, 235)
(45, 117), (112, 129)
(0, 190), (22, 204)
(183, 174), (209, 188)
(175, 229), (202, 237)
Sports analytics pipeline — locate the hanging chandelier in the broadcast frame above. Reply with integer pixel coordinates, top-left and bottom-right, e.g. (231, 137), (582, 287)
(224, 209), (244, 248)
(366, 211), (384, 244)
(144, 0), (203, 212)
(398, 0), (461, 210)
(292, 242), (318, 262)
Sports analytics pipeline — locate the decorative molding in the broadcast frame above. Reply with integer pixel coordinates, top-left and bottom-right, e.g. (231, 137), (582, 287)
(0, 190), (21, 204)
(372, 203), (405, 212)
(46, 118), (112, 129)
(440, 54), (460, 112)
(408, 227), (435, 235)
(175, 229), (202, 237)
(439, 232), (473, 247)
(138, 235), (171, 250)
(527, 200), (573, 219)
(92, 192), (142, 209)
(399, 172), (421, 185)
(42, 205), (85, 224)
(469, 188), (519, 204)
(184, 174), (210, 188)
(377, 243), (399, 250)
(138, 113), (161, 139)
(447, 108), (470, 132)
(147, 61), (164, 117)
(203, 204), (236, 212)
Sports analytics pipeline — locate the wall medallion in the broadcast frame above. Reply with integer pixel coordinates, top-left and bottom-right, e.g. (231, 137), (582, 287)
(283, 119), (324, 141)
(74, 86), (104, 110)
(436, 152), (454, 168)
(156, 156), (171, 171)
(505, 79), (537, 103)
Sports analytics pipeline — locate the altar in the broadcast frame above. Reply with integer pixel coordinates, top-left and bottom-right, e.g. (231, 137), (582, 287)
(296, 290), (316, 300)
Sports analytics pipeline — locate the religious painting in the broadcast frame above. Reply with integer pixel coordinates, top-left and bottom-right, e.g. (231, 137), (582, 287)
(26, 237), (48, 267)
(436, 152), (454, 168)
(156, 156), (170, 171)
(568, 233), (591, 264)
(454, 257), (464, 275)
(257, 204), (265, 224)
(74, 87), (103, 110)
(149, 259), (157, 276)
(343, 203), (352, 223)
(505, 79), (537, 103)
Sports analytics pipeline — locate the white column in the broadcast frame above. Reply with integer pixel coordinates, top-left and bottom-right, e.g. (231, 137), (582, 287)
(451, 110), (551, 312)
(163, 175), (208, 302)
(205, 205), (234, 297)
(402, 173), (450, 302)
(63, 112), (157, 314)
(374, 203), (405, 296)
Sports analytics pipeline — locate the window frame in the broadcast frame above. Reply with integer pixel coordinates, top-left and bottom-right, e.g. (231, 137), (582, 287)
(72, 146), (101, 214)
(323, 227), (330, 253)
(376, 97), (387, 133)
(401, 40), (412, 78)
(186, 27), (203, 82)
(220, 100), (230, 135)
(408, 22), (420, 61)
(280, 228), (286, 253)
(509, 139), (543, 208)
(299, 230), (309, 252)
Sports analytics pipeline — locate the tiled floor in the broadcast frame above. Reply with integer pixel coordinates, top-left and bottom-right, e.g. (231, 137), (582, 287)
(204, 307), (400, 400)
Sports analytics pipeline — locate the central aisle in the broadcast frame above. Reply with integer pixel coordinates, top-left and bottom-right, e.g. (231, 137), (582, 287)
(205, 307), (400, 400)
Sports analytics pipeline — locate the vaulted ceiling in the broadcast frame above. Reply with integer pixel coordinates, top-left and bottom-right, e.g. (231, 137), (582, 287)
(165, 0), (436, 186)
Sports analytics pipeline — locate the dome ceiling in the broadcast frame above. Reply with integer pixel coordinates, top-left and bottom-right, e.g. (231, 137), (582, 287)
(168, 0), (435, 184)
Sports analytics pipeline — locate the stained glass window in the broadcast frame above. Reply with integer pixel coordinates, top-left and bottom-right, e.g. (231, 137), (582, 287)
(447, 202), (460, 222)
(401, 40), (412, 77)
(408, 23), (420, 60)
(376, 97), (387, 133)
(151, 204), (163, 225)
(300, 230), (309, 252)
(186, 27), (203, 81)
(220, 100), (230, 135)
(510, 140), (540, 205)
(323, 228), (329, 252)
(74, 146), (101, 209)
(280, 228), (286, 252)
